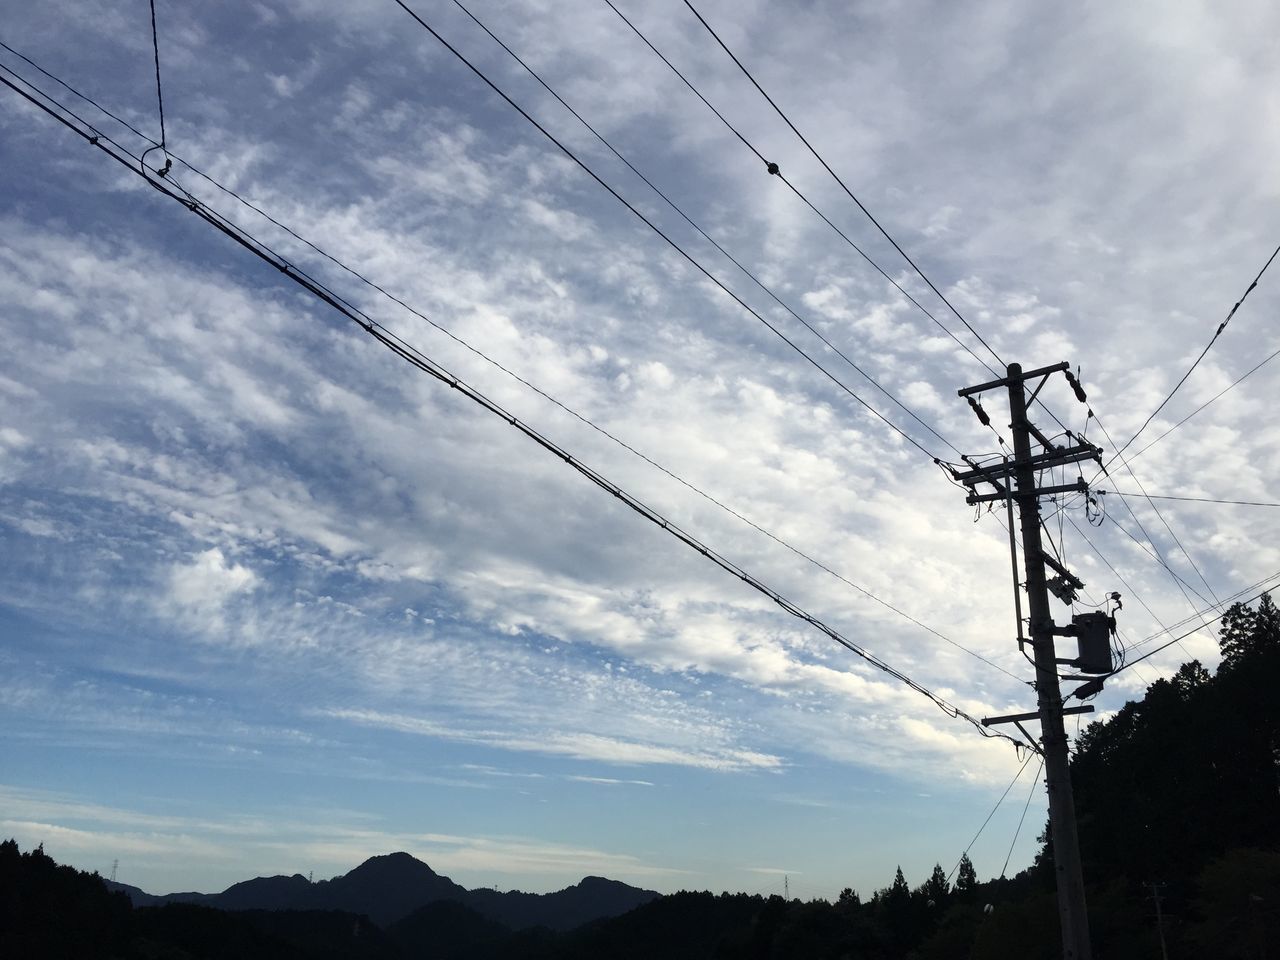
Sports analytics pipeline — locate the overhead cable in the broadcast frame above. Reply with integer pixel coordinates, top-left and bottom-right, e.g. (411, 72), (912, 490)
(1105, 577), (1280, 679)
(447, 0), (958, 458)
(146, 0), (171, 172)
(387, 0), (947, 462)
(1088, 406), (1221, 610)
(0, 43), (1020, 690)
(999, 758), (1044, 879)
(680, 0), (1006, 371)
(947, 751), (1034, 884)
(1102, 491), (1280, 508)
(1105, 498), (1217, 612)
(0, 68), (1030, 751)
(600, 0), (1000, 378)
(1109, 241), (1280, 465)
(1125, 570), (1280, 654)
(1123, 341), (1280, 464)
(1065, 514), (1183, 657)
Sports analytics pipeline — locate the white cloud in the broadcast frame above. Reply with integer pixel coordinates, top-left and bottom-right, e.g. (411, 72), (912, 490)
(167, 548), (259, 629)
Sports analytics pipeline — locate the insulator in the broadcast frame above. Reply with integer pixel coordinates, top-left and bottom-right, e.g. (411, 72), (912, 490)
(1065, 371), (1088, 403)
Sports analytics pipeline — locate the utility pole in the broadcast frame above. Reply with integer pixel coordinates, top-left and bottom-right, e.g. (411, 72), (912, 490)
(952, 361), (1113, 960)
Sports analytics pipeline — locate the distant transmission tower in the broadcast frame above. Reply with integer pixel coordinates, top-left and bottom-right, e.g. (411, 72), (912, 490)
(784, 875), (789, 900)
(110, 859), (118, 883)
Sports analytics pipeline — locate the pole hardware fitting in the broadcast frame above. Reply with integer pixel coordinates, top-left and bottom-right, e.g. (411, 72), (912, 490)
(967, 396), (991, 427)
(1064, 369), (1088, 403)
(1070, 678), (1105, 701)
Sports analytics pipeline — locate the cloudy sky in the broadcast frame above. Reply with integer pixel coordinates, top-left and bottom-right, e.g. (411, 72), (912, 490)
(1, 0), (1278, 900)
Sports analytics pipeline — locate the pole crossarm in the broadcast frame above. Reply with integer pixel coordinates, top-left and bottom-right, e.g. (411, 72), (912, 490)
(957, 360), (1071, 397)
(982, 705), (1095, 726)
(966, 479), (1086, 505)
(952, 442), (1103, 485)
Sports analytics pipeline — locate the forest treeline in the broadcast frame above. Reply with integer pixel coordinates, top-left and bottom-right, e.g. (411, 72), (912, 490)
(4, 595), (1278, 958)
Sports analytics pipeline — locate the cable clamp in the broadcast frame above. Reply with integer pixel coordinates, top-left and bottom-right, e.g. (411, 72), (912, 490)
(765, 161), (779, 175)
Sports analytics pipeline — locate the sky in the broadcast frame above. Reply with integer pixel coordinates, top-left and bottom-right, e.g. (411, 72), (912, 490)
(1, 0), (1278, 902)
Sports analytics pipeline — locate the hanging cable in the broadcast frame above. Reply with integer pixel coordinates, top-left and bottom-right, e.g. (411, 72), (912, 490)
(600, 0), (1000, 379)
(947, 751), (1035, 884)
(1122, 341), (1280, 464)
(145, 0), (172, 174)
(0, 68), (1032, 751)
(999, 758), (1044, 879)
(1104, 505), (1216, 612)
(1109, 241), (1280, 464)
(387, 0), (950, 463)
(1105, 577), (1280, 679)
(0, 44), (1023, 689)
(1064, 514), (1188, 662)
(1125, 570), (1280, 654)
(1088, 414), (1221, 610)
(447, 0), (960, 458)
(1099, 492), (1280, 508)
(680, 0), (1006, 372)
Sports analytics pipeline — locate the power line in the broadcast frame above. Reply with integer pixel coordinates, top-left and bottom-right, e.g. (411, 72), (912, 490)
(189, 177), (1014, 684)
(1109, 240), (1280, 465)
(146, 0), (171, 172)
(1000, 758), (1043, 879)
(679, 0), (1006, 371)
(0, 38), (158, 146)
(1064, 514), (1185, 660)
(0, 43), (1021, 693)
(600, 0), (1000, 378)
(682, 0), (1263, 621)
(1105, 503), (1216, 613)
(0, 68), (1031, 751)
(1122, 341), (1280, 464)
(1104, 492), (1280, 509)
(1125, 570), (1280, 654)
(947, 751), (1034, 884)
(387, 0), (950, 464)
(1106, 578), (1280, 679)
(447, 0), (959, 458)
(1088, 404), (1222, 611)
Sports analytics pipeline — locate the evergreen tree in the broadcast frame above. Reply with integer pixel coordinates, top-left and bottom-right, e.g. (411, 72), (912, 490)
(1219, 599), (1259, 669)
(956, 854), (978, 898)
(889, 866), (910, 902)
(924, 863), (949, 906)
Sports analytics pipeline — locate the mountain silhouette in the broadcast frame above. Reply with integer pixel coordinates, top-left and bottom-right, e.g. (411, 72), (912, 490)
(107, 851), (658, 929)
(461, 875), (660, 931)
(316, 852), (468, 926)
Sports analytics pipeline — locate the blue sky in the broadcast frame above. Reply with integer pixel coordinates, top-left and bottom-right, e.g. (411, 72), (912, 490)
(2, 0), (1278, 900)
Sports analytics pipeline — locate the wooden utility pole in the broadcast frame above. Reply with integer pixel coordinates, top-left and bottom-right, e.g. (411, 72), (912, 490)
(953, 361), (1110, 960)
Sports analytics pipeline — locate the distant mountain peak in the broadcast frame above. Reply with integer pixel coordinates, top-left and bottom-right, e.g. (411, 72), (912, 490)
(342, 851), (442, 882)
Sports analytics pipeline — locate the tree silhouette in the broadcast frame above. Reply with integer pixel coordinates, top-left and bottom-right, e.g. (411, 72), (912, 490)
(924, 863), (950, 907)
(956, 854), (978, 898)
